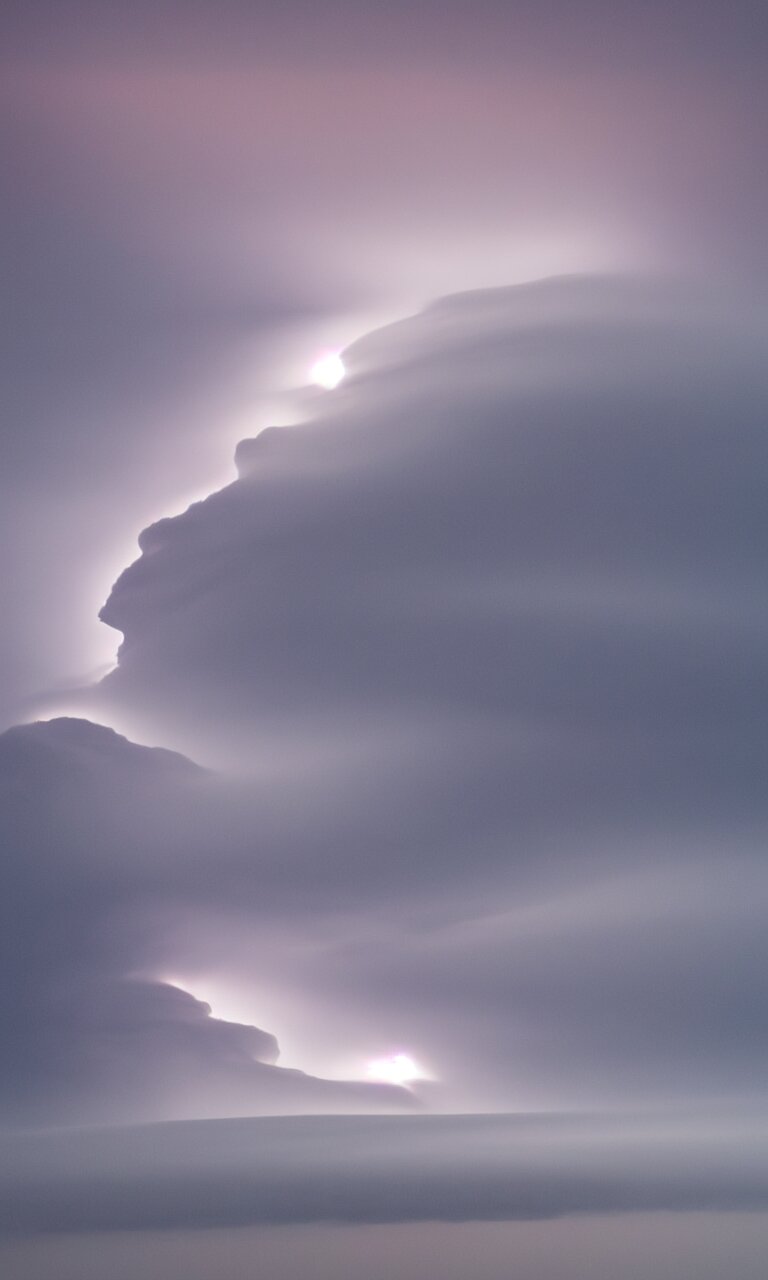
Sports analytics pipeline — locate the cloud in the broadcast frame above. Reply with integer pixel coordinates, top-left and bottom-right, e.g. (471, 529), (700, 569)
(4, 0), (767, 716)
(4, 277), (768, 1121)
(3, 1112), (768, 1234)
(94, 276), (768, 1105)
(0, 718), (415, 1124)
(99, 276), (768, 761)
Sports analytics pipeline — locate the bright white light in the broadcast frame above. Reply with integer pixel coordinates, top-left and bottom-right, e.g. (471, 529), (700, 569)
(310, 351), (346, 389)
(367, 1052), (424, 1086)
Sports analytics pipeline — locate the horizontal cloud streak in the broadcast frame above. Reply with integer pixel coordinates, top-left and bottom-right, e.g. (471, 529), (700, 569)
(4, 1113), (768, 1234)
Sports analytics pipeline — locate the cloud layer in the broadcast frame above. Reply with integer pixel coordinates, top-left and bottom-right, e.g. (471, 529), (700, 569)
(4, 1112), (768, 1234)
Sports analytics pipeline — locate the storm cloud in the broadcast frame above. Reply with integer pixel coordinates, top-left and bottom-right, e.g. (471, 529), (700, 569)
(0, 717), (415, 1124)
(3, 277), (767, 1126)
(3, 0), (768, 1273)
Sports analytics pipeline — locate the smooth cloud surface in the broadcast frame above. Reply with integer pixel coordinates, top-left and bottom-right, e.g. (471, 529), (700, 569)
(4, 1112), (768, 1234)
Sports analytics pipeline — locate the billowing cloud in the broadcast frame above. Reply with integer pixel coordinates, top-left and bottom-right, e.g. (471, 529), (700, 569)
(99, 276), (768, 761)
(2, 277), (766, 1122)
(3, 1), (767, 1269)
(0, 717), (415, 1124)
(93, 277), (768, 1106)
(3, 0), (768, 725)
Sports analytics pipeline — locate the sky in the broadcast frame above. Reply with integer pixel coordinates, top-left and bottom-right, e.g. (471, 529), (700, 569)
(2, 2), (768, 1278)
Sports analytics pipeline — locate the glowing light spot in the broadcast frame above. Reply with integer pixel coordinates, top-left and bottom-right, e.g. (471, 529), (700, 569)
(367, 1052), (424, 1085)
(310, 351), (346, 389)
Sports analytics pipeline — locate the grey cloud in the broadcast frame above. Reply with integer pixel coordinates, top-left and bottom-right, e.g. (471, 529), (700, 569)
(3, 1112), (768, 1235)
(93, 277), (768, 1107)
(0, 718), (415, 1125)
(99, 276), (768, 755)
(3, 0), (767, 717)
(3, 0), (767, 1252)
(4, 278), (768, 1122)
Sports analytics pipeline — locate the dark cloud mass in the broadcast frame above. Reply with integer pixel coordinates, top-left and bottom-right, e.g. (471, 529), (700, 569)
(100, 278), (768, 756)
(0, 717), (414, 1124)
(3, 278), (767, 1130)
(3, 0), (768, 724)
(2, 0), (768, 1270)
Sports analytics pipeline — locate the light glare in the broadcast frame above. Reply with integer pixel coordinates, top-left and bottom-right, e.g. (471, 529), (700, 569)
(367, 1052), (423, 1085)
(310, 351), (346, 389)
